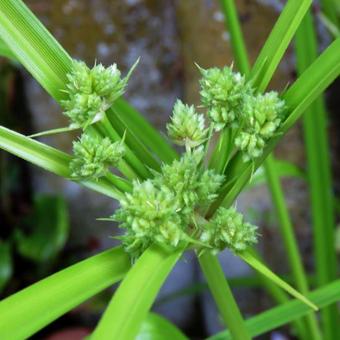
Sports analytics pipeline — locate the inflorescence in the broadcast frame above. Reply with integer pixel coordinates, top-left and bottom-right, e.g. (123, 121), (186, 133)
(63, 61), (286, 259)
(61, 60), (138, 180)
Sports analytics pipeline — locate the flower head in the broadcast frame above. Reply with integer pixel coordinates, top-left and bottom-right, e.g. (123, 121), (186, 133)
(199, 66), (251, 130)
(113, 180), (186, 258)
(70, 133), (125, 180)
(62, 59), (138, 129)
(235, 92), (285, 161)
(167, 100), (208, 148)
(200, 207), (258, 254)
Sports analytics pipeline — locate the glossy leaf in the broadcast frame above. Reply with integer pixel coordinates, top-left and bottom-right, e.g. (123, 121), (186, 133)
(0, 247), (130, 339)
(137, 313), (188, 340)
(240, 251), (317, 311)
(92, 245), (183, 340)
(209, 279), (340, 339)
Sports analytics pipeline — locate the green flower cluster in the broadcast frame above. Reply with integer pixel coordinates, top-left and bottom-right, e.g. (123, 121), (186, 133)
(113, 148), (225, 258)
(70, 133), (125, 180)
(166, 100), (208, 149)
(61, 60), (136, 129)
(199, 66), (249, 131)
(199, 66), (285, 161)
(200, 207), (258, 254)
(235, 92), (285, 161)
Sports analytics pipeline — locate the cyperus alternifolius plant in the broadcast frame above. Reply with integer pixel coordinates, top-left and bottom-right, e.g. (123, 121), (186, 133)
(63, 60), (285, 259)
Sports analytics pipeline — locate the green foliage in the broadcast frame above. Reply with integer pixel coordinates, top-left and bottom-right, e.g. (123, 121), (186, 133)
(70, 134), (125, 180)
(0, 0), (339, 339)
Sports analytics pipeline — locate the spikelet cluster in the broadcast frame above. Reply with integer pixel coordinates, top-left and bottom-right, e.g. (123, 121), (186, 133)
(70, 134), (125, 180)
(113, 148), (224, 258)
(200, 207), (258, 254)
(62, 60), (136, 129)
(235, 92), (285, 161)
(199, 66), (250, 131)
(199, 65), (285, 161)
(166, 100), (208, 148)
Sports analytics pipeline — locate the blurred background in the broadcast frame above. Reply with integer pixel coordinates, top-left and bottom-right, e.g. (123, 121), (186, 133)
(0, 0), (339, 339)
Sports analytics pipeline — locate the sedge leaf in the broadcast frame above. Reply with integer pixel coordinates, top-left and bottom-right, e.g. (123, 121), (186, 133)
(92, 245), (183, 340)
(0, 247), (130, 339)
(239, 251), (317, 311)
(209, 279), (340, 339)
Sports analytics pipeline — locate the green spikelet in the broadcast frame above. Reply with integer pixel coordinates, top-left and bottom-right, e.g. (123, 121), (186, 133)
(61, 59), (138, 129)
(167, 100), (208, 148)
(200, 207), (258, 254)
(198, 65), (251, 131)
(70, 133), (125, 180)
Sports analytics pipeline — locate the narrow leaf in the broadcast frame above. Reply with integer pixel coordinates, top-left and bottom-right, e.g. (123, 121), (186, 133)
(239, 251), (317, 311)
(250, 0), (312, 91)
(0, 247), (130, 339)
(92, 245), (182, 340)
(0, 126), (130, 199)
(209, 279), (340, 340)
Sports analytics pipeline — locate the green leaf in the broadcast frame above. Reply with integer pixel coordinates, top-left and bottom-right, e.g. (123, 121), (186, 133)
(239, 251), (317, 311)
(250, 0), (312, 91)
(296, 10), (339, 339)
(218, 0), (250, 74)
(0, 0), (177, 168)
(91, 245), (183, 340)
(0, 37), (16, 61)
(0, 247), (130, 339)
(0, 0), (72, 100)
(15, 195), (69, 262)
(137, 313), (188, 340)
(0, 125), (130, 199)
(209, 279), (340, 340)
(0, 241), (12, 292)
(212, 37), (340, 213)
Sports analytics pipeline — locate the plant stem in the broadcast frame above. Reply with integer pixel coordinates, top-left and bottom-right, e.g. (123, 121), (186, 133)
(198, 252), (251, 340)
(264, 156), (321, 339)
(295, 10), (339, 340)
(218, 1), (320, 338)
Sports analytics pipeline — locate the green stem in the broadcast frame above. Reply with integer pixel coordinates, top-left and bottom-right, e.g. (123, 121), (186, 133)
(219, 0), (250, 73)
(264, 155), (321, 339)
(295, 10), (339, 340)
(198, 252), (251, 340)
(217, 1), (319, 338)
